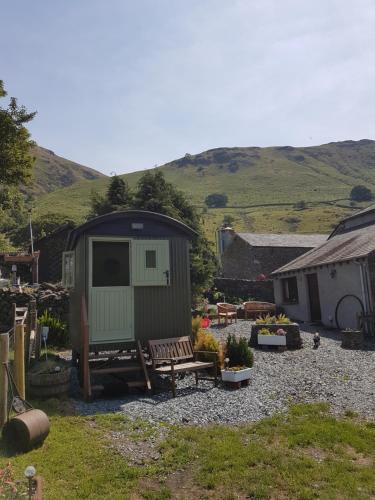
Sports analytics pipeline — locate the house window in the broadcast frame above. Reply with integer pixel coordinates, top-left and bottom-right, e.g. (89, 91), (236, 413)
(281, 276), (299, 304)
(62, 251), (75, 288)
(145, 250), (157, 269)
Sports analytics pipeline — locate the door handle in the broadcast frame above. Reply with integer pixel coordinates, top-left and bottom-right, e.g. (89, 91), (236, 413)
(164, 270), (170, 285)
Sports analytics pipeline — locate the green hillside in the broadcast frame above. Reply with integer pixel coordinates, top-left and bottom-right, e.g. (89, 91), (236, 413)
(29, 145), (105, 196)
(34, 139), (375, 237)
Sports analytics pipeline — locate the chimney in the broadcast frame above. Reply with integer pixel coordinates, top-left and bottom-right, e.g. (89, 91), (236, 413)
(216, 225), (235, 262)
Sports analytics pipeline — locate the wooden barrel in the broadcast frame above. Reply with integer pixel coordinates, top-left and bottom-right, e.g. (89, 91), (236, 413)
(28, 367), (71, 398)
(2, 409), (50, 452)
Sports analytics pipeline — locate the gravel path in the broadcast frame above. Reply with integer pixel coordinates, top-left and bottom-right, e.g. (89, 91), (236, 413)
(74, 322), (375, 424)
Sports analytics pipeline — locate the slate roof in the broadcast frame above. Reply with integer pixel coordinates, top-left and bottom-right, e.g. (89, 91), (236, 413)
(272, 225), (375, 274)
(237, 233), (327, 248)
(340, 203), (375, 222)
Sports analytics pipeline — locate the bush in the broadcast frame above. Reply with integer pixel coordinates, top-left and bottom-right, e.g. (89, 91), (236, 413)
(192, 316), (202, 342)
(205, 193), (228, 208)
(225, 334), (253, 368)
(38, 310), (69, 347)
(294, 200), (306, 210)
(350, 185), (373, 202)
(255, 313), (291, 325)
(194, 329), (224, 368)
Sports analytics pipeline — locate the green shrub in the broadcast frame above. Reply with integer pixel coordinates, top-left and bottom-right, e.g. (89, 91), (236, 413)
(38, 310), (69, 347)
(258, 327), (271, 335)
(225, 334), (253, 368)
(191, 316), (202, 342)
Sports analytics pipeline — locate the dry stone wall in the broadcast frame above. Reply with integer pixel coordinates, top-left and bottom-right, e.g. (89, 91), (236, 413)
(0, 283), (69, 331)
(214, 278), (274, 303)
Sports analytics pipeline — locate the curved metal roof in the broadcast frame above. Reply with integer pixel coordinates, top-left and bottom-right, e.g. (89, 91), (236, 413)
(66, 210), (196, 249)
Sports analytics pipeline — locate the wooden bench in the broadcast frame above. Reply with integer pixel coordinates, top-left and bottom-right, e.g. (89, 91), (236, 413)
(148, 336), (218, 397)
(243, 301), (276, 320)
(217, 302), (237, 326)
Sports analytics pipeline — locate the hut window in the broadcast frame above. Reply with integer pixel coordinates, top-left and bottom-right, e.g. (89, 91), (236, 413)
(281, 276), (299, 304)
(62, 251), (75, 288)
(92, 241), (130, 287)
(145, 250), (157, 269)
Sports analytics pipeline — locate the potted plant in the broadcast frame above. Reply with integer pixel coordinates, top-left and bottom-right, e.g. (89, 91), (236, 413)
(221, 335), (254, 385)
(257, 327), (287, 347)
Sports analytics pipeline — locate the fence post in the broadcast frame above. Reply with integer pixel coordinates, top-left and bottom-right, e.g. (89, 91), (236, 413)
(0, 333), (9, 428)
(25, 299), (37, 366)
(14, 324), (25, 399)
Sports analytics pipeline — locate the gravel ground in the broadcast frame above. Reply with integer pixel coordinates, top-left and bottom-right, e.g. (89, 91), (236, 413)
(74, 322), (375, 424)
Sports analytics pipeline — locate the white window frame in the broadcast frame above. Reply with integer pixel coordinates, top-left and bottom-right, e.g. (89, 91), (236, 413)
(62, 251), (75, 288)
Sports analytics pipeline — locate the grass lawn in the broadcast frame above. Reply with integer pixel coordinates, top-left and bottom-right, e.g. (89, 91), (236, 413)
(1, 402), (375, 499)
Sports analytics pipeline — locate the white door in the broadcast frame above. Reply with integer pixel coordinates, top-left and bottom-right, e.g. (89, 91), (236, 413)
(89, 238), (134, 344)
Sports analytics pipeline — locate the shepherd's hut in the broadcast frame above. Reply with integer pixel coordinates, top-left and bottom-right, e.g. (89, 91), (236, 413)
(62, 210), (195, 398)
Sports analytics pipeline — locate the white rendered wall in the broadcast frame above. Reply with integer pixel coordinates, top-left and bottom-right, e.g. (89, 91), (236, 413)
(274, 261), (368, 328)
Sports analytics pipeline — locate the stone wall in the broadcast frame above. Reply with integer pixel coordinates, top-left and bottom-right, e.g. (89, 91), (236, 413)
(221, 236), (315, 280)
(214, 277), (274, 303)
(0, 283), (69, 331)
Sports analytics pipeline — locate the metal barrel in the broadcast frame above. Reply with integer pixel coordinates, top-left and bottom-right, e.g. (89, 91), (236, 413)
(2, 409), (50, 452)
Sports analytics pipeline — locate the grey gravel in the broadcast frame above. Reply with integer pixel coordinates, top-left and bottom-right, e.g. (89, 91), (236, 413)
(73, 322), (375, 424)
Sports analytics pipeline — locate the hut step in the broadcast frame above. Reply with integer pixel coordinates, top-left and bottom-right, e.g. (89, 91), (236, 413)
(90, 364), (142, 375)
(126, 380), (147, 389)
(90, 384), (105, 392)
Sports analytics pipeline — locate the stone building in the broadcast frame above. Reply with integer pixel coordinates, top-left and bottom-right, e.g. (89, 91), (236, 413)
(220, 232), (327, 280)
(272, 203), (375, 330)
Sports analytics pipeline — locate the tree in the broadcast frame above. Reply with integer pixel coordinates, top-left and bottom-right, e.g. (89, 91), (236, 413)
(350, 185), (373, 202)
(205, 193), (228, 208)
(89, 175), (133, 218)
(294, 200), (306, 210)
(10, 212), (76, 249)
(223, 214), (235, 227)
(0, 80), (36, 189)
(133, 171), (217, 300)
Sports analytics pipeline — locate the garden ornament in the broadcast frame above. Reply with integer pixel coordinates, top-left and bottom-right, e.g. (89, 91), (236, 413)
(313, 332), (320, 349)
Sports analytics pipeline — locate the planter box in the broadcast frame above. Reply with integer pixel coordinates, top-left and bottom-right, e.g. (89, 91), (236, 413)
(341, 330), (363, 350)
(257, 334), (286, 346)
(221, 367), (252, 383)
(28, 367), (72, 398)
(250, 323), (302, 349)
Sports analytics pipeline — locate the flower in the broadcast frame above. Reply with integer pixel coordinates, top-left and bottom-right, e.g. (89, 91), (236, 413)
(276, 328), (286, 336)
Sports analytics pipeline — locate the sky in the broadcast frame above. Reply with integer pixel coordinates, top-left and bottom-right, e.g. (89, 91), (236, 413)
(2, 0), (375, 175)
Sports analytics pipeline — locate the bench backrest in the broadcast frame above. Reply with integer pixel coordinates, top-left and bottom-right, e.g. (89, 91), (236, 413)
(243, 301), (275, 312)
(148, 336), (194, 366)
(217, 302), (237, 313)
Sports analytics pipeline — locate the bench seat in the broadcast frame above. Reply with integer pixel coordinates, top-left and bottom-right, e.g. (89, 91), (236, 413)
(154, 360), (214, 373)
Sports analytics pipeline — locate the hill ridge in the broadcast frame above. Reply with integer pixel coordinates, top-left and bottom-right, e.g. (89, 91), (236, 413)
(33, 139), (375, 237)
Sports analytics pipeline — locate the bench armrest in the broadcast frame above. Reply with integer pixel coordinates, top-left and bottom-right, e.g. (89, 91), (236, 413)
(194, 350), (218, 357)
(194, 350), (218, 362)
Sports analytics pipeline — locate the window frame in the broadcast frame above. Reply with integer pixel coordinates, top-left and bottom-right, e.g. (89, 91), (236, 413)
(62, 251), (75, 289)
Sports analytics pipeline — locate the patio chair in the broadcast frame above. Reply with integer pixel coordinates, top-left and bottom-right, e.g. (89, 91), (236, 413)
(217, 302), (237, 326)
